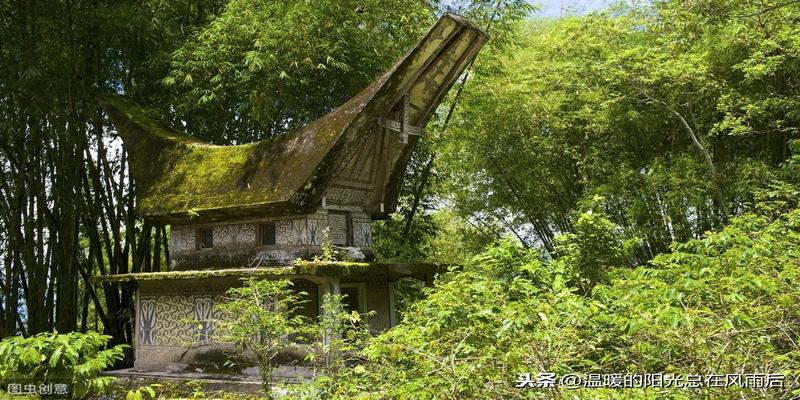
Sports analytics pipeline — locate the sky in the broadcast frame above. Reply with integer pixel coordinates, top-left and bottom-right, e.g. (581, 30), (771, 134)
(531, 0), (613, 17)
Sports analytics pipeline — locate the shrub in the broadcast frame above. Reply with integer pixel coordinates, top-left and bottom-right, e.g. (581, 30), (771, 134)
(0, 331), (127, 398)
(213, 278), (307, 399)
(324, 208), (800, 399)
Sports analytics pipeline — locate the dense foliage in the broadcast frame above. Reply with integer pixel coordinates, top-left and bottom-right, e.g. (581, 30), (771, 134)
(0, 332), (126, 398)
(325, 200), (800, 399)
(164, 0), (434, 143)
(2, 0), (800, 399)
(436, 0), (800, 262)
(0, 0), (225, 351)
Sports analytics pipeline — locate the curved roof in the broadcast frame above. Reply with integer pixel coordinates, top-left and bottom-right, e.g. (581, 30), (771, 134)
(100, 13), (487, 223)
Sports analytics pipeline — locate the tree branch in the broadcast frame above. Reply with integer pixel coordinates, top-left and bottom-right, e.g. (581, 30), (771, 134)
(636, 88), (730, 222)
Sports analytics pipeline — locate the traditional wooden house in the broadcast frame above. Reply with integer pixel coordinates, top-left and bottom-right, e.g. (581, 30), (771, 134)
(98, 13), (487, 371)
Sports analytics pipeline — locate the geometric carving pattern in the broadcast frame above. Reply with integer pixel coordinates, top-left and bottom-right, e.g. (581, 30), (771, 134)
(326, 186), (371, 205)
(276, 220), (294, 246)
(171, 223), (257, 254)
(328, 213), (348, 245)
(353, 221), (363, 247)
(170, 214), (372, 256)
(239, 223), (256, 244)
(171, 227), (196, 253)
(292, 220), (307, 245)
(138, 294), (232, 348)
(307, 219), (320, 246)
(139, 297), (156, 345)
(361, 223), (372, 247)
(212, 223), (256, 248)
(214, 225), (237, 248)
(137, 282), (389, 348)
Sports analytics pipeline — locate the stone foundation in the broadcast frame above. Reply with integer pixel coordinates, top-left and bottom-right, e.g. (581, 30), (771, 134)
(132, 274), (393, 372)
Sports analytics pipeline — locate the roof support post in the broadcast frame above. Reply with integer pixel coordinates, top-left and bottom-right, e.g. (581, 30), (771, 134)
(321, 277), (341, 347)
(319, 279), (331, 346)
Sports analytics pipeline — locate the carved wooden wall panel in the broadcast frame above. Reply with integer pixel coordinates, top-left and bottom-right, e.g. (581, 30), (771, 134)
(328, 213), (348, 245)
(171, 227), (196, 253)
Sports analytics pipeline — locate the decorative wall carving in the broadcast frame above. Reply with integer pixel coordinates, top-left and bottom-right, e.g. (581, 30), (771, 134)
(169, 213), (373, 265)
(136, 281), (391, 353)
(139, 294), (227, 348)
(307, 219), (320, 246)
(353, 223), (363, 247)
(171, 227), (196, 253)
(292, 220), (307, 245)
(328, 214), (348, 245)
(326, 187), (371, 206)
(239, 223), (256, 244)
(276, 220), (294, 246)
(209, 223), (256, 249)
(139, 298), (156, 345)
(361, 223), (371, 247)
(154, 295), (193, 346)
(193, 296), (214, 342)
(213, 225), (234, 248)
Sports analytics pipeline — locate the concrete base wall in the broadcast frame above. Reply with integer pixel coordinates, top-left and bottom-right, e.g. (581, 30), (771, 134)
(133, 274), (392, 372)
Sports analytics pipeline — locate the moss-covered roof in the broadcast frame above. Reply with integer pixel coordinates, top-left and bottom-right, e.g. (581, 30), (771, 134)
(100, 94), (359, 222)
(90, 262), (450, 283)
(100, 13), (487, 223)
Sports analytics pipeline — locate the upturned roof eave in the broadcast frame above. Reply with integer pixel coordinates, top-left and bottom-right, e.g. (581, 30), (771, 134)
(99, 13), (489, 224)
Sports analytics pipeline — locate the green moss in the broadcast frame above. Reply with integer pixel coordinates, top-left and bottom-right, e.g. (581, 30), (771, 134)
(92, 267), (295, 283)
(294, 260), (373, 276)
(100, 93), (359, 221)
(97, 13), (487, 223)
(91, 262), (449, 283)
(136, 141), (265, 215)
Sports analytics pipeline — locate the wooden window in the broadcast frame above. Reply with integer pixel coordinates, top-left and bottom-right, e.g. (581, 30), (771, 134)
(197, 227), (213, 249)
(260, 222), (276, 246)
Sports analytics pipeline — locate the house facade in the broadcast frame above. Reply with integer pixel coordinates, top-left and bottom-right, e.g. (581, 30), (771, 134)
(97, 13), (487, 371)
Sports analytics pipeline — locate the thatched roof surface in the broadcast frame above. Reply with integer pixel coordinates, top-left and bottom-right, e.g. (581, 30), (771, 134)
(100, 13), (487, 223)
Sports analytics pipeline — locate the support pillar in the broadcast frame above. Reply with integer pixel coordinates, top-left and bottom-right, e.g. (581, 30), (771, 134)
(321, 277), (341, 346)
